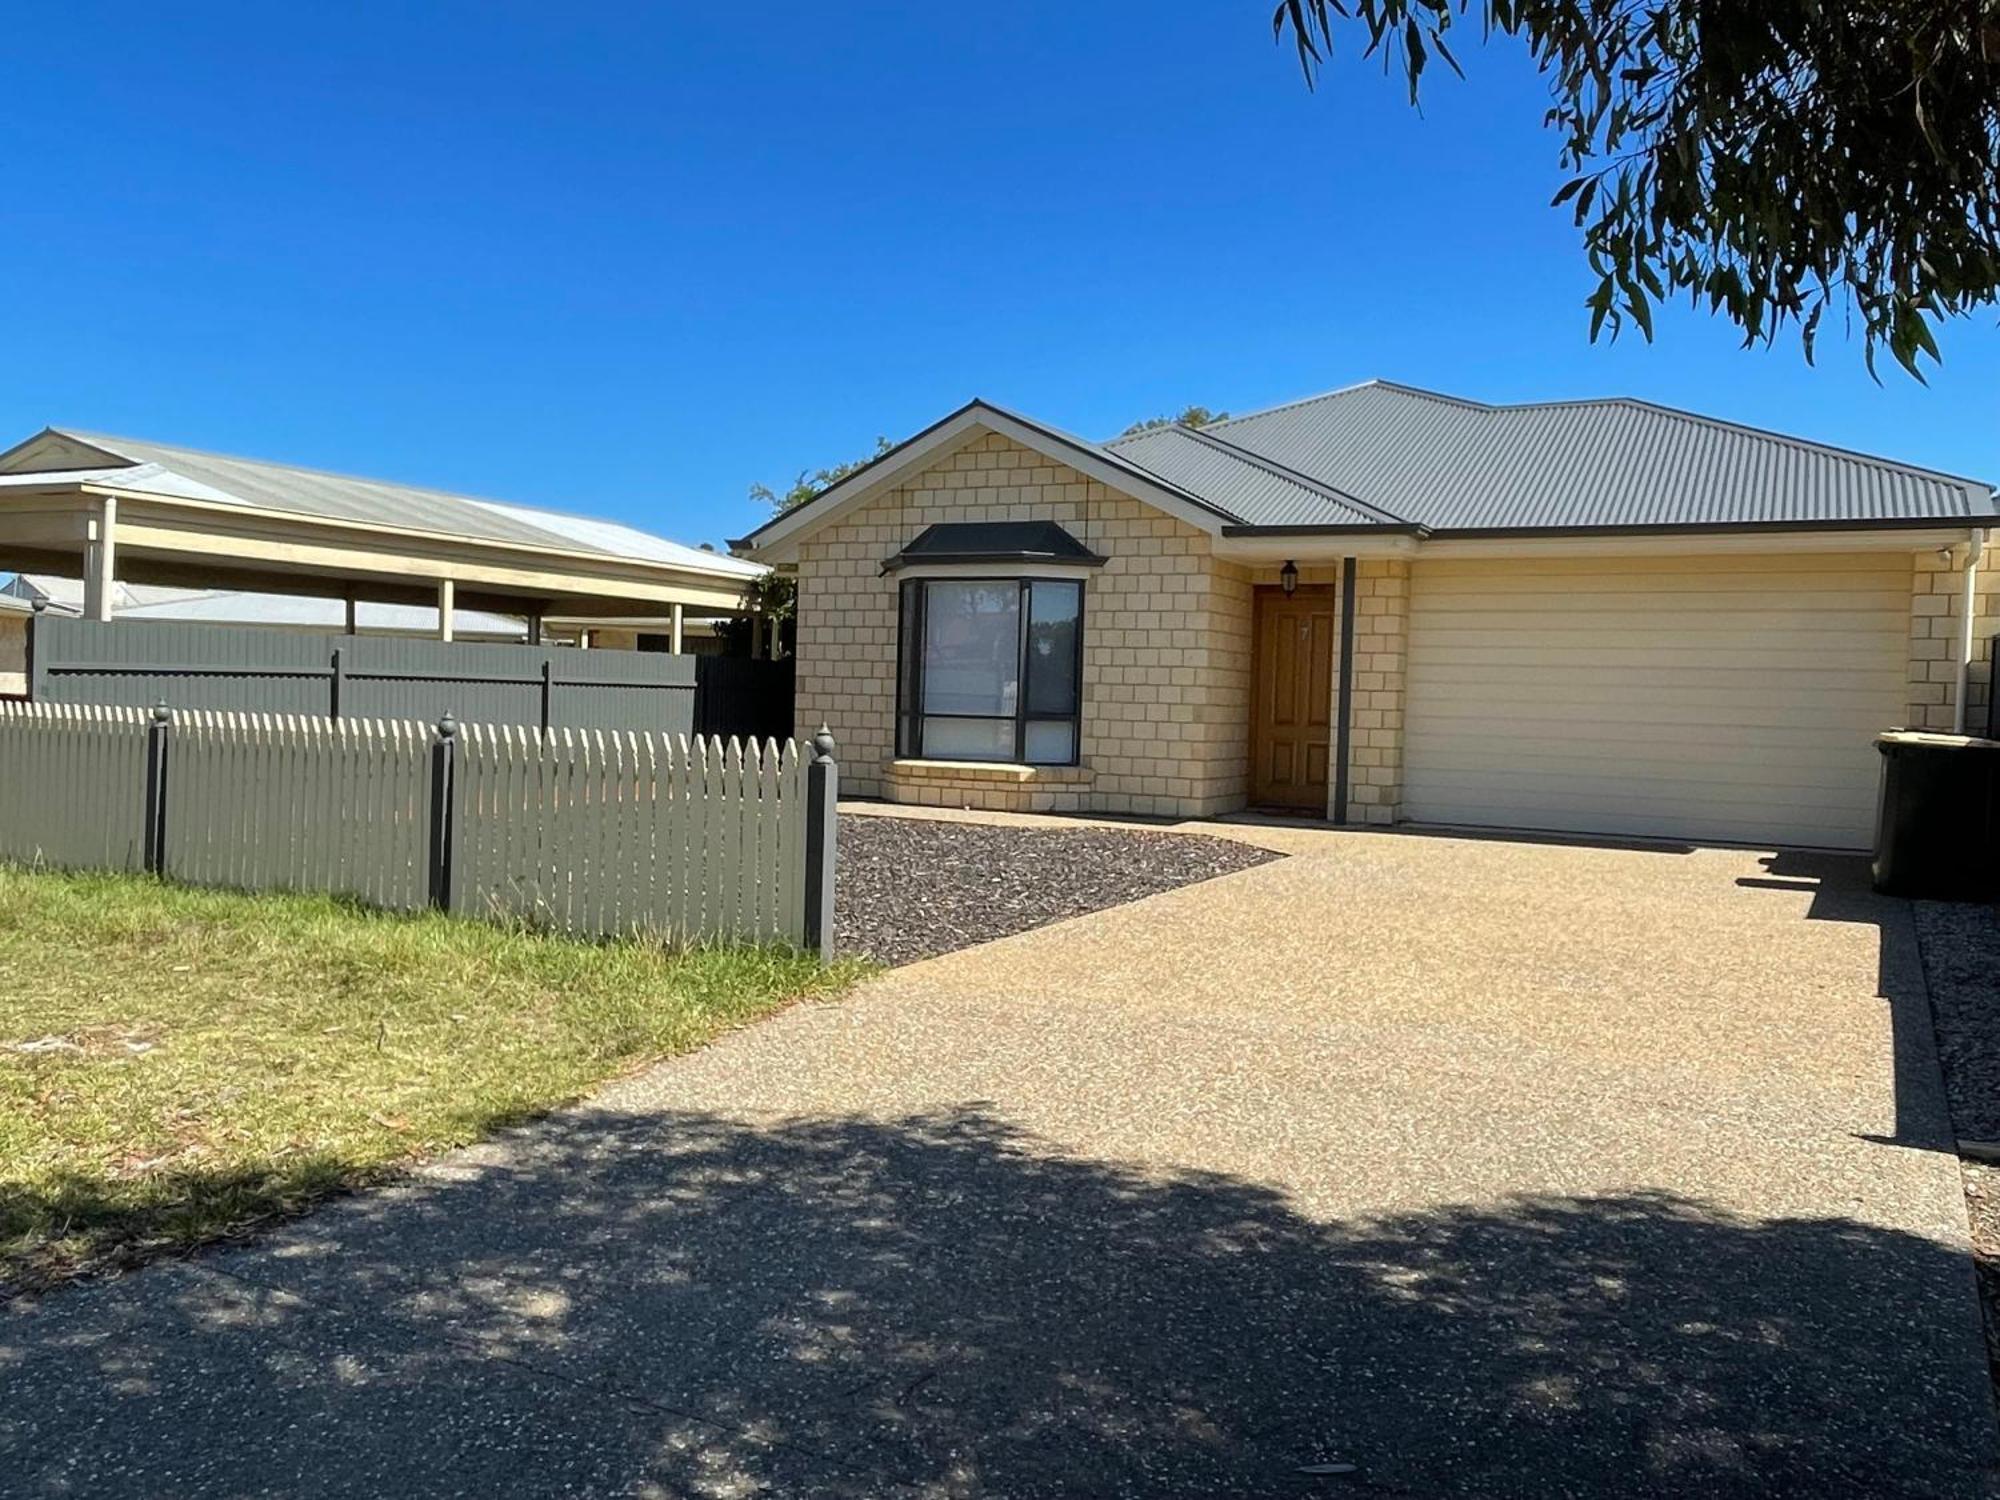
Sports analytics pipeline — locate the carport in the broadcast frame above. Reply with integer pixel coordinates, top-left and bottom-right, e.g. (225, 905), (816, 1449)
(0, 427), (763, 641)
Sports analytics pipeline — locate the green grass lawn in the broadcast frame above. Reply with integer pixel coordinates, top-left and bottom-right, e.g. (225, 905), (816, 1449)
(0, 865), (859, 1294)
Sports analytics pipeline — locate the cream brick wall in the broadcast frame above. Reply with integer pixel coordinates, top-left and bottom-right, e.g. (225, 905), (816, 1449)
(793, 430), (1253, 818)
(1908, 543), (2000, 734)
(1342, 560), (1408, 825)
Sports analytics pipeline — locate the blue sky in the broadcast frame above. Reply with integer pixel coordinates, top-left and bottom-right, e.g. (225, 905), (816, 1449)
(5, 2), (1996, 549)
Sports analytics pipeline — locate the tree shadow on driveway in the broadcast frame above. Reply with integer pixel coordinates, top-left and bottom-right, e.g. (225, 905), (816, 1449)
(3, 1104), (1994, 1499)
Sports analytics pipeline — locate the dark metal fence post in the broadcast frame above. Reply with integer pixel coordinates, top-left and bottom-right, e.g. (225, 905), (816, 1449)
(539, 657), (554, 732)
(143, 701), (171, 876)
(802, 724), (838, 961)
(329, 646), (346, 719)
(428, 713), (459, 911)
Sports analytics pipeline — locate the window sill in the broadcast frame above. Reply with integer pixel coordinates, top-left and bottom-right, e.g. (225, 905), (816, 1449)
(883, 758), (1095, 786)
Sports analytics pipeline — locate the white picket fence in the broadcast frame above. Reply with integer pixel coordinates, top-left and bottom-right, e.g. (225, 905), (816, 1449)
(0, 702), (827, 948)
(451, 725), (809, 944)
(0, 702), (151, 873)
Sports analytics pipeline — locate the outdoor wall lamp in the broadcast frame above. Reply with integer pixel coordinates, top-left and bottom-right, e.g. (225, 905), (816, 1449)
(1280, 560), (1299, 596)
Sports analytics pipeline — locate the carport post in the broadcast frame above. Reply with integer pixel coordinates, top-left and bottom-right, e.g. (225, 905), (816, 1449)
(436, 579), (456, 643)
(83, 494), (117, 622)
(669, 603), (684, 655)
(802, 725), (838, 961)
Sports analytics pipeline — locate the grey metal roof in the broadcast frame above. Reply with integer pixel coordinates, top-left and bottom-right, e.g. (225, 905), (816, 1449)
(19, 430), (764, 575)
(1114, 382), (1997, 531)
(881, 520), (1108, 573)
(1110, 424), (1405, 529)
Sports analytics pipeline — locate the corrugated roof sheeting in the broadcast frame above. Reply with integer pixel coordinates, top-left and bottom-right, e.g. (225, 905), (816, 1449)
(62, 431), (576, 549)
(1107, 425), (1391, 527)
(1181, 383), (1993, 529)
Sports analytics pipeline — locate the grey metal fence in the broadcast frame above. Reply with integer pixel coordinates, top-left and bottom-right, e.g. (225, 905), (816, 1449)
(0, 701), (839, 954)
(29, 617), (698, 734)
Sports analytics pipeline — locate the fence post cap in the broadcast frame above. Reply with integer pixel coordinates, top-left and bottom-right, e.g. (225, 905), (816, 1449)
(437, 712), (459, 740)
(150, 699), (171, 724)
(811, 724), (837, 763)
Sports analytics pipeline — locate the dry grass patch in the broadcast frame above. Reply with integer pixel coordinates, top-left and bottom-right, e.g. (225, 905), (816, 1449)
(0, 865), (859, 1293)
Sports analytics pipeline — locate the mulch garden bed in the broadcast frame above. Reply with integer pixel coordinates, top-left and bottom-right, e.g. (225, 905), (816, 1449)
(1912, 899), (2000, 1389)
(835, 812), (1279, 968)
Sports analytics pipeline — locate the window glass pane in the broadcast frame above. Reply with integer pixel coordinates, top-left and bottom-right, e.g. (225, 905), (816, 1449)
(1024, 581), (1081, 716)
(922, 715), (1016, 760)
(922, 582), (1020, 716)
(1023, 719), (1075, 765)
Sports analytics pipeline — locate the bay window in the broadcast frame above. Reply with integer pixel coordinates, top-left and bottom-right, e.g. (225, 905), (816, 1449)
(896, 577), (1084, 765)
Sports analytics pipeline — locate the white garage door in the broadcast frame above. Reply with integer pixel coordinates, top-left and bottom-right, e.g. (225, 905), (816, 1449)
(1403, 553), (1912, 849)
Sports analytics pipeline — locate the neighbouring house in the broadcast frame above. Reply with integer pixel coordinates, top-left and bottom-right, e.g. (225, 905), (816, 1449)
(0, 591), (31, 695)
(0, 427), (765, 648)
(736, 381), (1998, 850)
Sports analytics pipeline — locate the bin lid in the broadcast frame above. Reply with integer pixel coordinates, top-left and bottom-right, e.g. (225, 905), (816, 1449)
(1875, 729), (2000, 752)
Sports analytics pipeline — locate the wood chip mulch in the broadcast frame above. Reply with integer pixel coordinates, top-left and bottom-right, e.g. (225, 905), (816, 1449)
(1912, 899), (2000, 1389)
(834, 813), (1280, 968)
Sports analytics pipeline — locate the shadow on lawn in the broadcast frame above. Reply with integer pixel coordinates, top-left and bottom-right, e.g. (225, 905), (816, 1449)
(3, 1105), (1993, 1499)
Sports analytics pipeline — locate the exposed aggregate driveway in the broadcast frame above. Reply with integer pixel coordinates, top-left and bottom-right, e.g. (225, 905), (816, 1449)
(2, 820), (1994, 1499)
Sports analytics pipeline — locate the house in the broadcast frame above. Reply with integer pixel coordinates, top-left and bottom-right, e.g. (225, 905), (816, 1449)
(736, 381), (1998, 850)
(0, 427), (766, 646)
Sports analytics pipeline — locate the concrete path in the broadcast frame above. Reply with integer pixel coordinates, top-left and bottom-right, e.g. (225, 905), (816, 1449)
(4, 824), (1995, 1498)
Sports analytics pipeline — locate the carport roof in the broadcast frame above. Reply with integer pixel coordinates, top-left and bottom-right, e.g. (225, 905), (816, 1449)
(0, 428), (763, 576)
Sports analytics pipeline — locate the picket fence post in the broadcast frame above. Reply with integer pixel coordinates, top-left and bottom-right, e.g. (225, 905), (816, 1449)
(428, 713), (459, 910)
(802, 724), (838, 961)
(143, 701), (172, 876)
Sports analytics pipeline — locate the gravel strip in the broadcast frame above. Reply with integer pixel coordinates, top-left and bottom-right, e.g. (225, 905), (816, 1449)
(1912, 899), (2000, 1387)
(835, 813), (1280, 967)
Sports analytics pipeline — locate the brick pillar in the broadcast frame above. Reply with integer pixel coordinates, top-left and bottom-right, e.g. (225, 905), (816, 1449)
(1343, 559), (1408, 824)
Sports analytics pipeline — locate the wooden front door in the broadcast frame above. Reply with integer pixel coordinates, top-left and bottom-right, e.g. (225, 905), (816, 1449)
(1250, 585), (1335, 811)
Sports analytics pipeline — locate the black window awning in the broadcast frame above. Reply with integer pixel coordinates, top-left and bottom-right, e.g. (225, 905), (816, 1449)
(879, 521), (1108, 574)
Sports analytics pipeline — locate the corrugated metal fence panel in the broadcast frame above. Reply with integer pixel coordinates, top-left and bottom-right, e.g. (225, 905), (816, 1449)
(452, 728), (806, 944)
(34, 617), (334, 714)
(164, 711), (432, 910)
(32, 618), (699, 735)
(0, 702), (149, 871)
(546, 647), (695, 734)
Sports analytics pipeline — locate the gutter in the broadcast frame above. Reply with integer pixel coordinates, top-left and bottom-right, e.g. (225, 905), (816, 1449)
(1956, 529), (1988, 734)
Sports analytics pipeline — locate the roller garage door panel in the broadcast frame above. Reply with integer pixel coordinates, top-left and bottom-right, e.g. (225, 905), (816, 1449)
(1402, 554), (1912, 848)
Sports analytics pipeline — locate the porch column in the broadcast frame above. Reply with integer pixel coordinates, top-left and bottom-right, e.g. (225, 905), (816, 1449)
(437, 579), (456, 642)
(83, 494), (117, 622)
(669, 603), (684, 655)
(750, 610), (765, 660)
(525, 611), (543, 646)
(343, 588), (359, 635)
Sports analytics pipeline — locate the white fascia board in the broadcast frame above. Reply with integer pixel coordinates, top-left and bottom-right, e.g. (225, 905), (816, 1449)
(1413, 526), (1979, 559)
(737, 402), (1231, 559)
(1215, 525), (1978, 565)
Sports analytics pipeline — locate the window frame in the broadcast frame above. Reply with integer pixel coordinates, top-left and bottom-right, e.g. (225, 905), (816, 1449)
(895, 574), (1086, 767)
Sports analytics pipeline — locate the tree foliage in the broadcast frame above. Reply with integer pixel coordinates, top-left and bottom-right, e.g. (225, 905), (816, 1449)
(1273, 0), (2000, 376)
(750, 436), (895, 514)
(1119, 405), (1230, 436)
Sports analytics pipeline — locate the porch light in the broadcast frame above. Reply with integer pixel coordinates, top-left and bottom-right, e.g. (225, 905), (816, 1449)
(1280, 560), (1299, 596)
